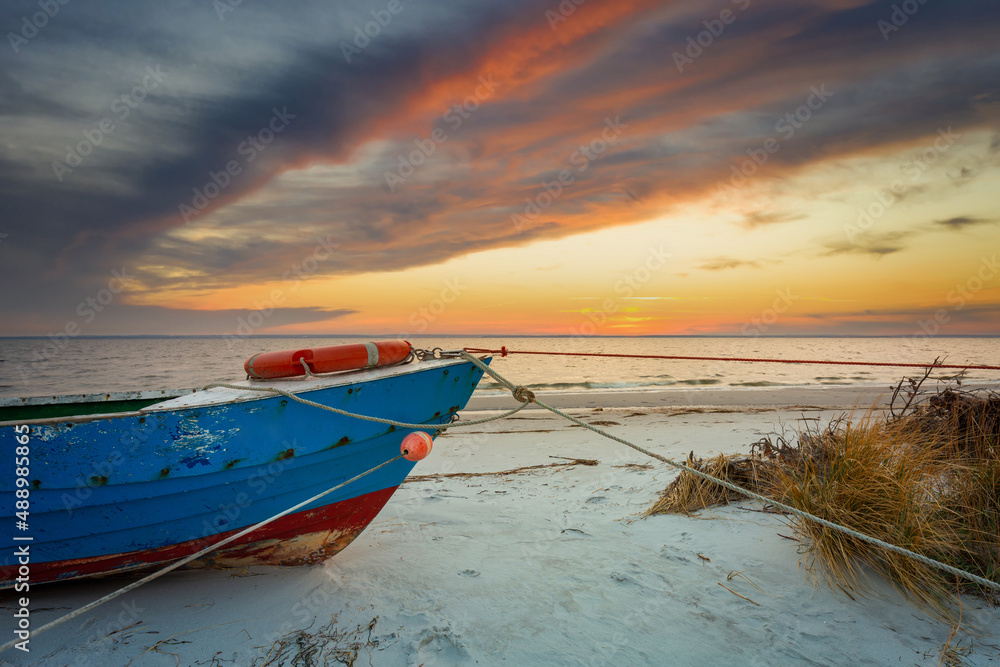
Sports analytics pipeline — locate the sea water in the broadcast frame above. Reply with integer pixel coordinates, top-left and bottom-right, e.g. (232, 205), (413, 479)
(0, 336), (997, 399)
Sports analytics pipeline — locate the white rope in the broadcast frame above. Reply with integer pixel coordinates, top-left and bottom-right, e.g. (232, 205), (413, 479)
(0, 454), (405, 654)
(455, 351), (1000, 595)
(201, 380), (531, 429)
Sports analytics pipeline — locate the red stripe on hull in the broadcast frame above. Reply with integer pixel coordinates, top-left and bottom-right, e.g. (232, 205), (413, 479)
(2, 486), (398, 587)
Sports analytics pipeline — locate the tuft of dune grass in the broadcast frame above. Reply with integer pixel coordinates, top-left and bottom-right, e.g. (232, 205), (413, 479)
(647, 379), (1000, 621)
(768, 412), (962, 619)
(645, 452), (772, 516)
(924, 391), (1000, 599)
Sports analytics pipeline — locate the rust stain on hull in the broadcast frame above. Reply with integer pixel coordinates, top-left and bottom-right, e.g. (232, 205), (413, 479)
(189, 525), (365, 569)
(5, 486), (399, 586)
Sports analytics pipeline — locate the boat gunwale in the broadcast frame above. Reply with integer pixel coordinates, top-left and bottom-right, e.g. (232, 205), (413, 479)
(0, 388), (193, 409)
(0, 356), (486, 426)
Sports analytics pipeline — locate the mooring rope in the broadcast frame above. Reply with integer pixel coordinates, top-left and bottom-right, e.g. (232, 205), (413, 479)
(453, 350), (1000, 595)
(214, 351), (1000, 593)
(201, 382), (531, 428)
(0, 454), (405, 654)
(463, 347), (1000, 371)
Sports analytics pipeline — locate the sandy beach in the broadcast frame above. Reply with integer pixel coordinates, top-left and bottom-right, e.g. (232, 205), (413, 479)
(4, 387), (999, 666)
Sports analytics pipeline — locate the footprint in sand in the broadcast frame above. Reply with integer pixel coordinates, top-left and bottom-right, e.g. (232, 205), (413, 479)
(609, 571), (634, 584)
(409, 625), (471, 665)
(659, 544), (693, 563)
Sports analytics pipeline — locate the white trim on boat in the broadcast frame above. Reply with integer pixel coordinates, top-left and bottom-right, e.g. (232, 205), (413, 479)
(143, 357), (476, 412)
(0, 388), (194, 409)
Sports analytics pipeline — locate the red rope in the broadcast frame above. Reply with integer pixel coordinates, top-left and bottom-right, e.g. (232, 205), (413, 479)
(462, 347), (1000, 371)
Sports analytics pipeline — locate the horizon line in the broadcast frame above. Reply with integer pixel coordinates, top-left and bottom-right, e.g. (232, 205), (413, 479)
(1, 334), (998, 340)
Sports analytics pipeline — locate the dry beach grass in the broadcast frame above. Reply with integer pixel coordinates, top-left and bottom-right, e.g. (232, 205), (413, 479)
(647, 376), (1000, 624)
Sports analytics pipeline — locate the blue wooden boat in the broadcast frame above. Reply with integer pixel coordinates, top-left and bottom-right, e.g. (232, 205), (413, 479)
(0, 343), (488, 587)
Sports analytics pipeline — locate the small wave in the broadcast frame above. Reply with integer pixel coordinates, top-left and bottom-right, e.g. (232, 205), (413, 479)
(482, 379), (678, 392)
(730, 381), (787, 387)
(482, 381), (576, 391)
(481, 380), (677, 391)
(480, 377), (725, 393)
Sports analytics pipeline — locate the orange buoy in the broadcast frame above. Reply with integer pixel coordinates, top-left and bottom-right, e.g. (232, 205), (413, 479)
(401, 431), (433, 461)
(244, 340), (412, 380)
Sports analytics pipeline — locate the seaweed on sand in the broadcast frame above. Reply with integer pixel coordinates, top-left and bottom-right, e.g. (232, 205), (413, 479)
(252, 615), (384, 667)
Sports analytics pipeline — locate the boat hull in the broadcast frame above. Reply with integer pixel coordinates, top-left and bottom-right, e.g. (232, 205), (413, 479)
(0, 357), (486, 587)
(9, 486), (398, 584)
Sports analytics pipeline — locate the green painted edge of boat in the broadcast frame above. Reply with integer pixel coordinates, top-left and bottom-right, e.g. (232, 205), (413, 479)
(0, 398), (170, 422)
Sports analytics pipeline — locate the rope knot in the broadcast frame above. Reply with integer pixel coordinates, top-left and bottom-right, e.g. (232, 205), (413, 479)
(512, 385), (535, 403)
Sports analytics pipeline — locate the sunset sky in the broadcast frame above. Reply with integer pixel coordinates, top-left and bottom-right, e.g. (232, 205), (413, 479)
(1, 0), (998, 337)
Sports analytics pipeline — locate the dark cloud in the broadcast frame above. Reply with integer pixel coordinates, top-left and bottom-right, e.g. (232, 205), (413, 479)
(799, 304), (1000, 328)
(743, 211), (806, 228)
(1, 305), (355, 337)
(890, 185), (928, 203)
(698, 257), (762, 271)
(935, 216), (994, 231)
(822, 231), (911, 258)
(0, 0), (561, 320)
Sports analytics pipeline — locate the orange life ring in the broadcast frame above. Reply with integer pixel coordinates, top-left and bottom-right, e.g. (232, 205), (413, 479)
(244, 340), (413, 379)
